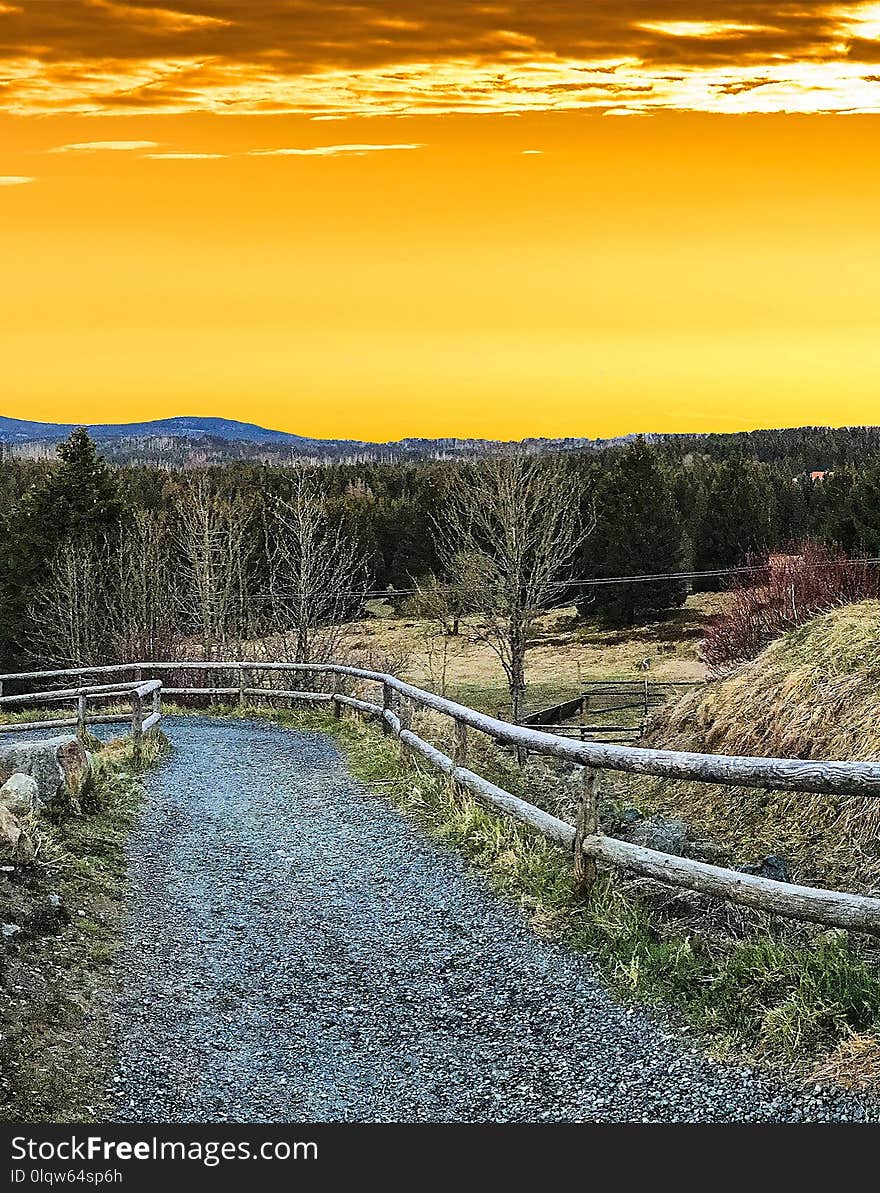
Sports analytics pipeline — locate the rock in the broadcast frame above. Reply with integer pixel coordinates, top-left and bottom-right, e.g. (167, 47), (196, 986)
(0, 804), (35, 865)
(0, 772), (43, 817)
(687, 838), (729, 863)
(622, 815), (688, 856)
(739, 854), (791, 883)
(0, 735), (91, 812)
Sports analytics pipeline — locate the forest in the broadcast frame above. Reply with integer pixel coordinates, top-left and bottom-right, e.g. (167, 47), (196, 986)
(4, 425), (880, 684)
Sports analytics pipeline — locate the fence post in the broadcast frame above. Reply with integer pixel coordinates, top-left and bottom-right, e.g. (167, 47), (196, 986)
(382, 681), (393, 735)
(131, 690), (143, 766)
(76, 692), (87, 741)
(573, 766), (600, 895)
(152, 684), (161, 725)
(399, 696), (412, 733)
(453, 718), (468, 768)
(332, 674), (342, 721)
(237, 665), (245, 708)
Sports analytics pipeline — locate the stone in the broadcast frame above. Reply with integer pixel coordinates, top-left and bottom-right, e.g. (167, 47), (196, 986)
(0, 805), (35, 865)
(739, 854), (791, 883)
(0, 772), (43, 817)
(622, 815), (688, 856)
(0, 735), (91, 812)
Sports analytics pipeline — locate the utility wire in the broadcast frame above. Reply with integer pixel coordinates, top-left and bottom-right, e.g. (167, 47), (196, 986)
(248, 556), (880, 600)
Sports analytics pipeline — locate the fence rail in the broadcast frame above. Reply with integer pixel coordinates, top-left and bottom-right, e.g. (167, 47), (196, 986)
(521, 679), (701, 742)
(2, 661), (880, 932)
(0, 675), (162, 763)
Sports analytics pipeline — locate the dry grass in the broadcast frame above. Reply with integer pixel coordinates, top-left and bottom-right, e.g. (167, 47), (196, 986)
(634, 601), (880, 889)
(345, 594), (718, 716)
(810, 1034), (880, 1091)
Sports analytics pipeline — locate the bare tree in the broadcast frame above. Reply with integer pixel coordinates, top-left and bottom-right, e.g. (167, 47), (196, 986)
(175, 476), (256, 659)
(110, 508), (180, 662)
(437, 453), (587, 722)
(27, 533), (111, 667)
(262, 468), (365, 672)
(409, 574), (468, 696)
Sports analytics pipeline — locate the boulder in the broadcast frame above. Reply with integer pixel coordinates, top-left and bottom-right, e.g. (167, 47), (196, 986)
(0, 736), (91, 812)
(0, 772), (43, 817)
(622, 815), (688, 857)
(0, 804), (34, 865)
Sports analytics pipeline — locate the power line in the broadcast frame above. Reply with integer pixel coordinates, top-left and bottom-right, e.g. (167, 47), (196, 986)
(249, 556), (880, 600)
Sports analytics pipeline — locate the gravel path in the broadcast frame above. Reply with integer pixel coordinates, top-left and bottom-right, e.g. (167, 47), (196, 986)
(110, 716), (878, 1123)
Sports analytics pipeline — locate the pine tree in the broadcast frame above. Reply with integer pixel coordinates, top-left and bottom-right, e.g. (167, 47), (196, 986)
(576, 439), (690, 627)
(0, 429), (124, 667)
(692, 459), (775, 588)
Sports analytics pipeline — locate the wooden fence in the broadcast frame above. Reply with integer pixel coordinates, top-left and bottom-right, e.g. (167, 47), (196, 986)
(0, 675), (162, 763)
(522, 679), (700, 742)
(2, 661), (880, 933)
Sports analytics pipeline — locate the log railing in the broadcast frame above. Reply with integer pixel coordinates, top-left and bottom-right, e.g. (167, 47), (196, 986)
(2, 660), (880, 933)
(0, 675), (163, 763)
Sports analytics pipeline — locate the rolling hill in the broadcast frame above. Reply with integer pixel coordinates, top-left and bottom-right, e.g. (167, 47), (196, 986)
(0, 415), (598, 464)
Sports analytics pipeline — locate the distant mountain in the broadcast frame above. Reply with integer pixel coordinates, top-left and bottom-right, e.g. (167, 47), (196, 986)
(0, 414), (305, 446)
(0, 414), (603, 465)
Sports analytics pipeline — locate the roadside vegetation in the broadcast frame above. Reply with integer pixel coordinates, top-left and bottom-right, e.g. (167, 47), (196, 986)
(218, 702), (880, 1084)
(7, 427), (880, 1096)
(0, 731), (165, 1122)
(638, 601), (880, 891)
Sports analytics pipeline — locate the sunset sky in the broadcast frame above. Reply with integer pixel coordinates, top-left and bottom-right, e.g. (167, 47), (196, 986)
(3, 2), (880, 441)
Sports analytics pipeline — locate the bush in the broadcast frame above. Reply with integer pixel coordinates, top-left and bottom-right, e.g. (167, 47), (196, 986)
(700, 541), (880, 670)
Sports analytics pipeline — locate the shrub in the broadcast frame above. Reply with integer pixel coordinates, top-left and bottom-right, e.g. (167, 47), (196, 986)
(700, 541), (880, 671)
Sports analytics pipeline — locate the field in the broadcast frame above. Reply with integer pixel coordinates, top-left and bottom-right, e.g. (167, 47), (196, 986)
(348, 593), (722, 717)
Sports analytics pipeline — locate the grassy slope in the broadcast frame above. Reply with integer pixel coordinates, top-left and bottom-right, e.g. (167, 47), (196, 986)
(0, 733), (164, 1122)
(635, 601), (880, 889)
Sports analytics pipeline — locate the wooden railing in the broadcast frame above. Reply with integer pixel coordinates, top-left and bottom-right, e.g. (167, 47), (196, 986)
(0, 674), (162, 763)
(522, 679), (701, 742)
(2, 661), (880, 933)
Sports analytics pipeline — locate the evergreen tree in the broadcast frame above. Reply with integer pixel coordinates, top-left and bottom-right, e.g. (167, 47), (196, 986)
(0, 429), (124, 667)
(576, 439), (690, 626)
(692, 459), (775, 588)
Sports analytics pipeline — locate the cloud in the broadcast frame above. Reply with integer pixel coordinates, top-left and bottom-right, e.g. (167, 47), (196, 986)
(0, 175), (33, 185)
(636, 21), (772, 39)
(51, 140), (161, 152)
(248, 143), (426, 157)
(144, 150), (225, 158)
(2, 2), (880, 117)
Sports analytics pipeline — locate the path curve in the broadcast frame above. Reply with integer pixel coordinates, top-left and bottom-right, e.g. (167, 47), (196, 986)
(110, 717), (876, 1123)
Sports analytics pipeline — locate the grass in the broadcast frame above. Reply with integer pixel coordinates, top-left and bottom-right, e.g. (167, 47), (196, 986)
(634, 601), (880, 889)
(344, 594), (718, 718)
(211, 701), (880, 1078)
(0, 729), (167, 1122)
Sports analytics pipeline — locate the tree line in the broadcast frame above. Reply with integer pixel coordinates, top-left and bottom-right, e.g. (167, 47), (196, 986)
(5, 427), (880, 694)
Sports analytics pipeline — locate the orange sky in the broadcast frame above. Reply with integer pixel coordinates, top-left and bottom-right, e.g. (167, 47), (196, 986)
(2, 3), (880, 441)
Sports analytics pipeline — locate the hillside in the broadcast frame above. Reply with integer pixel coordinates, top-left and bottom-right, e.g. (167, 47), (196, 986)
(638, 602), (880, 889)
(0, 415), (600, 465)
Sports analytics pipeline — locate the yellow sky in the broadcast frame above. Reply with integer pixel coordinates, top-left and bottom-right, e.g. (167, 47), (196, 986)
(2, 3), (880, 440)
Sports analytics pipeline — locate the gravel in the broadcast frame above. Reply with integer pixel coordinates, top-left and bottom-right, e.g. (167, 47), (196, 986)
(110, 716), (880, 1123)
